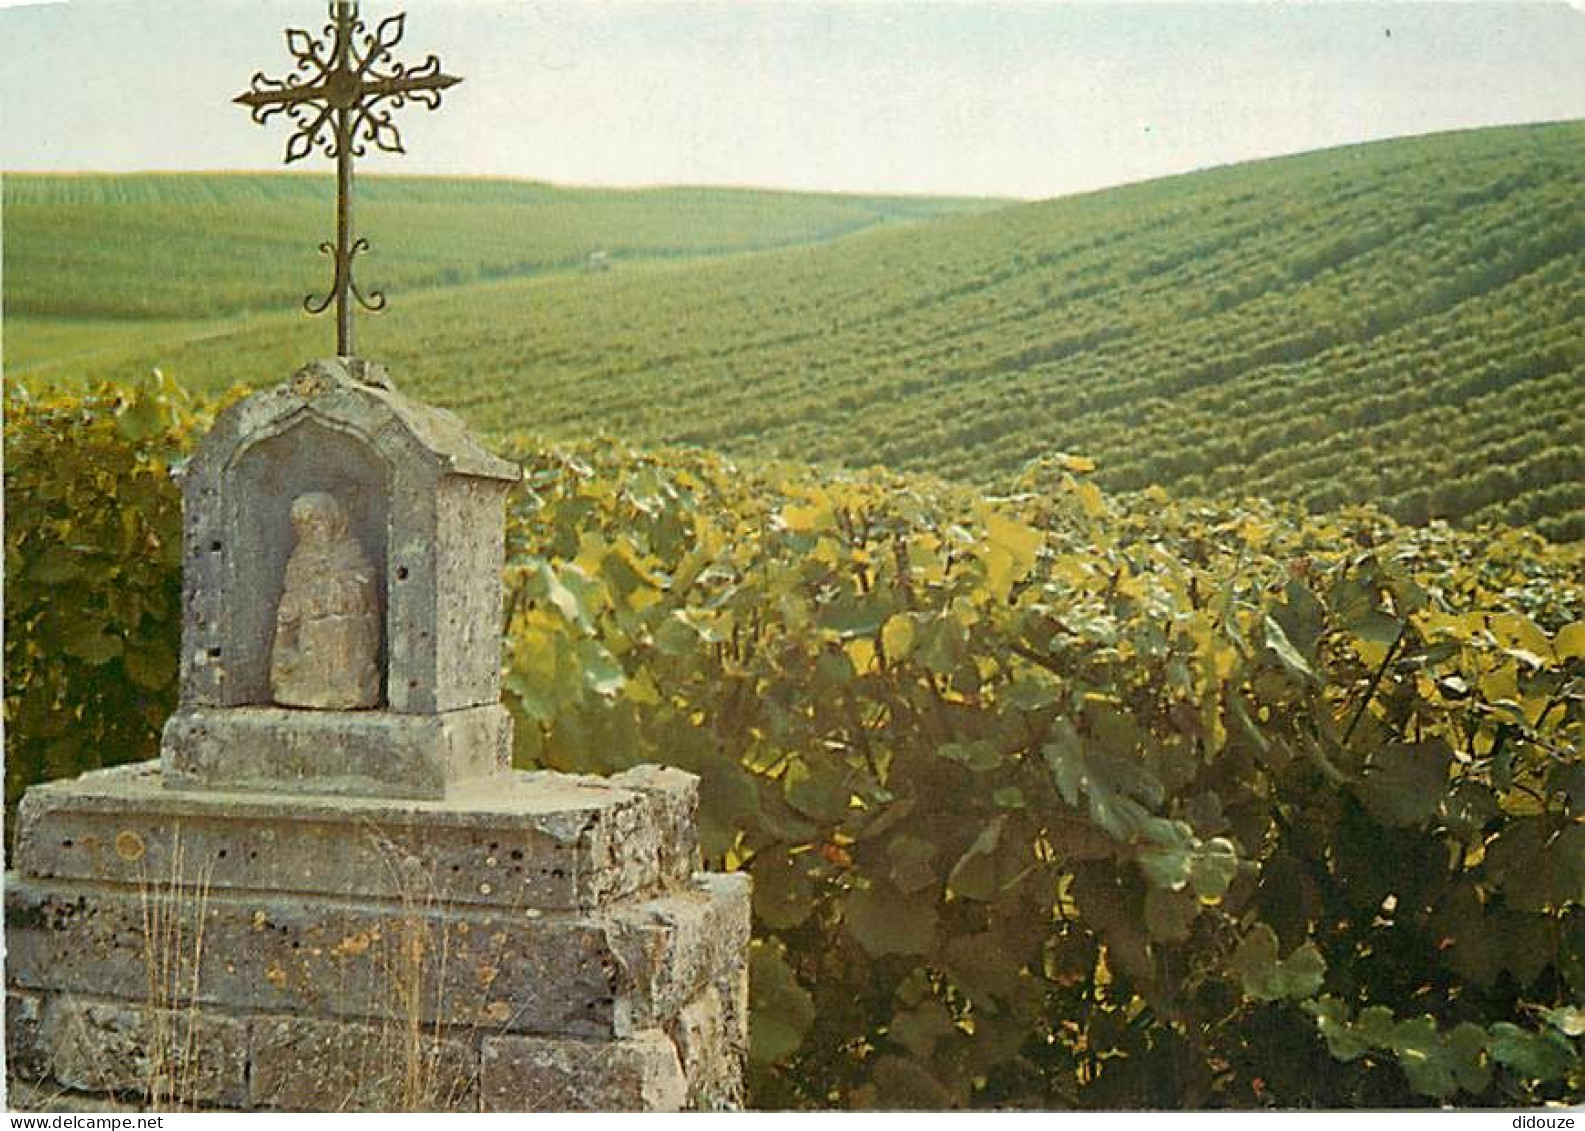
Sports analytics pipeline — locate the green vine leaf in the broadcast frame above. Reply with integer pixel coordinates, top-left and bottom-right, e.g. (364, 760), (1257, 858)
(946, 815), (1013, 901)
(752, 850), (816, 930)
(1390, 1017), (1461, 1100)
(1488, 1023), (1579, 1082)
(748, 941), (815, 1065)
(887, 834), (939, 893)
(888, 997), (955, 1060)
(844, 878), (938, 957)
(1231, 924), (1326, 1002)
(1262, 613), (1318, 684)
(1357, 740), (1452, 827)
(1545, 1006), (1585, 1039)
(783, 756), (851, 823)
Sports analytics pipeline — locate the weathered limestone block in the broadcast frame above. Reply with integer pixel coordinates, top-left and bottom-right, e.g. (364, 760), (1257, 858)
(250, 1015), (477, 1112)
(727, 955), (751, 1055)
(39, 998), (248, 1108)
(6, 873), (741, 1039)
(5, 992), (49, 1083)
(610, 763), (702, 881)
(15, 762), (697, 911)
(669, 980), (747, 1111)
(432, 475), (511, 712)
(608, 872), (752, 1032)
(479, 1030), (687, 1112)
(161, 704), (512, 800)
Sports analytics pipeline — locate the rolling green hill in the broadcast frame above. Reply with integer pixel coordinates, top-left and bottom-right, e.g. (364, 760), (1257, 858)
(7, 122), (1583, 539)
(3, 173), (999, 320)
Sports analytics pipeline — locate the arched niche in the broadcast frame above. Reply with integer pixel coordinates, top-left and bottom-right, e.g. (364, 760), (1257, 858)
(222, 417), (391, 707)
(174, 358), (519, 721)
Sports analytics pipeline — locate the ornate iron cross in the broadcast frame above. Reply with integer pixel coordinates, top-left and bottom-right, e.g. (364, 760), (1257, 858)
(235, 1), (460, 357)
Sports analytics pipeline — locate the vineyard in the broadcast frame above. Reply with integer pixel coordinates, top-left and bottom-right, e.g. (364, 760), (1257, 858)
(6, 122), (1582, 539)
(5, 376), (1581, 1108)
(3, 173), (993, 321)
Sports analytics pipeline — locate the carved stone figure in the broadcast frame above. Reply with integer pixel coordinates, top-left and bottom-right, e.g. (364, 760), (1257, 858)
(269, 491), (382, 709)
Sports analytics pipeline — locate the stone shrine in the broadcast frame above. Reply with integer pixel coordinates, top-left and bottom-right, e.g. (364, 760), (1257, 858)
(163, 356), (518, 799)
(5, 359), (749, 1112)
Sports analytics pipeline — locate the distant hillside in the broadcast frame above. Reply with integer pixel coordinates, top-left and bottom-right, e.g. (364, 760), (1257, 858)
(6, 123), (1582, 540)
(2, 173), (1000, 320)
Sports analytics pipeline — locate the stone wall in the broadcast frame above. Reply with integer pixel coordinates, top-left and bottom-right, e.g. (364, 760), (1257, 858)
(5, 762), (749, 1112)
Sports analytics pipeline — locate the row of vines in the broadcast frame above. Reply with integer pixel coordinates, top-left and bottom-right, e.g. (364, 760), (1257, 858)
(12, 125), (1582, 540)
(5, 376), (1582, 1107)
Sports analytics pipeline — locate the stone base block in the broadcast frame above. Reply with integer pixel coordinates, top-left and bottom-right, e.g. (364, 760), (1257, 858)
(6, 759), (750, 1111)
(161, 704), (513, 800)
(7, 872), (748, 1039)
(5, 1001), (741, 1113)
(249, 1016), (478, 1112)
(669, 972), (750, 1111)
(5, 992), (48, 1084)
(480, 1030), (687, 1112)
(38, 998), (249, 1108)
(15, 761), (699, 912)
(6, 1079), (146, 1113)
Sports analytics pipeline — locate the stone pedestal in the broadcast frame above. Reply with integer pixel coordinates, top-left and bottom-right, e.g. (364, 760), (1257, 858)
(5, 761), (749, 1111)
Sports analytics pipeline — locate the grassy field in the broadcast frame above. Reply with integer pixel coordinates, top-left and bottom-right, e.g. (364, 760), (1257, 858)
(7, 122), (1582, 539)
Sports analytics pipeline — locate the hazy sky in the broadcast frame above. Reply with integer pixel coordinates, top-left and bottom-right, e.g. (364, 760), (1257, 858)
(3, 1), (1583, 199)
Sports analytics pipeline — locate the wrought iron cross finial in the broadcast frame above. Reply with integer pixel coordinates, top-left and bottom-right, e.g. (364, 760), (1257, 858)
(235, 1), (460, 357)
